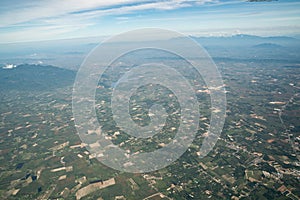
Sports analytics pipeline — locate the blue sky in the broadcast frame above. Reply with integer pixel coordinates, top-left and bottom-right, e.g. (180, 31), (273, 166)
(0, 0), (300, 43)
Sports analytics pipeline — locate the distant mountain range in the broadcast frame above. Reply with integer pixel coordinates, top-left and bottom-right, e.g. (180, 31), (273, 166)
(0, 34), (299, 70)
(190, 34), (299, 47)
(252, 43), (283, 49)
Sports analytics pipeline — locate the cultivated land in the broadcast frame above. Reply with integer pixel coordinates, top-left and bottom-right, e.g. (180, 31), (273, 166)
(0, 59), (299, 199)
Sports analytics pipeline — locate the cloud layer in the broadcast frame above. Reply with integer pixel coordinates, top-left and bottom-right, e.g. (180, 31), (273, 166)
(0, 0), (299, 43)
(0, 0), (216, 27)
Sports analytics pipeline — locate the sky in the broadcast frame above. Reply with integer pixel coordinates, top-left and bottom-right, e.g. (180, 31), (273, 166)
(0, 0), (300, 43)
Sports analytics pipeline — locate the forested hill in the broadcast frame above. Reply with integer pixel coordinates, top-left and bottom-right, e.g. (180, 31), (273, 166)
(0, 64), (75, 91)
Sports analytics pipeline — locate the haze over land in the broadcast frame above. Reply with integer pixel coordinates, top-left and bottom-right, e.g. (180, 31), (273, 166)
(0, 0), (300, 199)
(1, 33), (300, 70)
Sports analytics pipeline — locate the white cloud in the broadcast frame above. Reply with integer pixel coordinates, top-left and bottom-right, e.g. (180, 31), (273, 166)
(3, 64), (17, 69)
(1, 0), (298, 43)
(0, 0), (218, 42)
(0, 0), (216, 27)
(0, 0), (136, 27)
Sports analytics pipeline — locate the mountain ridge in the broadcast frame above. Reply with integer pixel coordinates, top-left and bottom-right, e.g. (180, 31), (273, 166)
(0, 64), (75, 91)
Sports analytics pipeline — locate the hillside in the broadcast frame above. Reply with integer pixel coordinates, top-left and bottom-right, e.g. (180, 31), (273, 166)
(0, 64), (75, 91)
